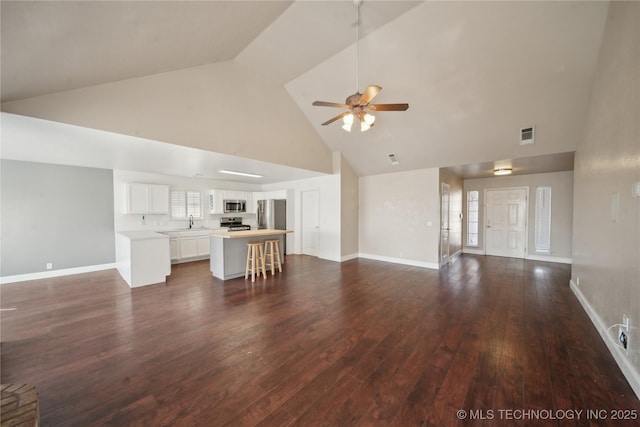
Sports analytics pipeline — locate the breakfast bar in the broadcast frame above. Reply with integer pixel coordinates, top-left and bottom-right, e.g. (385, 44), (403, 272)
(210, 229), (291, 280)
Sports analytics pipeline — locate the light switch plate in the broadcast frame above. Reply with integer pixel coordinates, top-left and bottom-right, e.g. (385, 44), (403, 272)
(633, 182), (640, 198)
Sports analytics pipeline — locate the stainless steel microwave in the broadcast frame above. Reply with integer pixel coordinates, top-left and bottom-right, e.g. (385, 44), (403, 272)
(224, 199), (246, 213)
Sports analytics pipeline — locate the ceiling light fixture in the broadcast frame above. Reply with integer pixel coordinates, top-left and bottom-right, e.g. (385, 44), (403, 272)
(218, 169), (263, 178)
(494, 167), (513, 176)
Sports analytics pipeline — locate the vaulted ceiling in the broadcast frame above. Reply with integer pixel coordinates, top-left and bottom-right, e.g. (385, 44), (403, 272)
(1, 1), (609, 181)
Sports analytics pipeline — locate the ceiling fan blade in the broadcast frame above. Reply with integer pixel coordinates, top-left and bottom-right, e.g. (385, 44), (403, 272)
(359, 85), (382, 104)
(368, 103), (410, 111)
(321, 111), (351, 126)
(312, 101), (350, 108)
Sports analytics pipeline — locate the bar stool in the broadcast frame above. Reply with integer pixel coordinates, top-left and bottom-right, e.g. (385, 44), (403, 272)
(245, 242), (266, 282)
(263, 239), (283, 275)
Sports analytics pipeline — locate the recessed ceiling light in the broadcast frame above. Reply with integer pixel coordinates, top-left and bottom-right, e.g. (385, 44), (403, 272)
(494, 167), (513, 176)
(218, 169), (263, 178)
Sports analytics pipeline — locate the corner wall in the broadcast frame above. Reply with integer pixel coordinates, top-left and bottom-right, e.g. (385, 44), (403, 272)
(571, 1), (640, 397)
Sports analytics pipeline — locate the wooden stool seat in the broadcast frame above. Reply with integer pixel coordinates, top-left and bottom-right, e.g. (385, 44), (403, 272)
(245, 242), (266, 282)
(264, 239), (283, 275)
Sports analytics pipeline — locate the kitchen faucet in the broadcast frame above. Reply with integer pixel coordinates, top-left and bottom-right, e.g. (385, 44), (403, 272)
(189, 215), (194, 229)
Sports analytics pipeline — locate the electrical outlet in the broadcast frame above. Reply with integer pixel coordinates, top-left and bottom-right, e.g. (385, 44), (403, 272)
(46, 263), (53, 270)
(619, 315), (630, 351)
(619, 329), (628, 350)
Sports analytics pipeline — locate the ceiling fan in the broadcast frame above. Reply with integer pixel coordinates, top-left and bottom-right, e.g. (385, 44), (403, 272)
(312, 0), (409, 132)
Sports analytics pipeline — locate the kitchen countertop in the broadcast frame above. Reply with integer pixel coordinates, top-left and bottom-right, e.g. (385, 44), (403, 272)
(117, 231), (169, 240)
(210, 229), (292, 239)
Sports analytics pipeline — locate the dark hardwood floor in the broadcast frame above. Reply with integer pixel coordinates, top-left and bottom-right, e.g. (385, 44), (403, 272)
(1, 255), (638, 426)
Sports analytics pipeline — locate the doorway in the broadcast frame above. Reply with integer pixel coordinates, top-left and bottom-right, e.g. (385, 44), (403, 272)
(485, 188), (528, 258)
(440, 183), (450, 266)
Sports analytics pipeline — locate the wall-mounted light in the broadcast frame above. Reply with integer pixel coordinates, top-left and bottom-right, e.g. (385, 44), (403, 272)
(494, 167), (513, 176)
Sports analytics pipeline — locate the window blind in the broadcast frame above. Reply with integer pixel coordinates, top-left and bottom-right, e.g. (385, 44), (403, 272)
(171, 190), (202, 219)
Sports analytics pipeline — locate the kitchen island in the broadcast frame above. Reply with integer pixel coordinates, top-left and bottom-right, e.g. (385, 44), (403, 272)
(210, 229), (291, 280)
(115, 231), (170, 287)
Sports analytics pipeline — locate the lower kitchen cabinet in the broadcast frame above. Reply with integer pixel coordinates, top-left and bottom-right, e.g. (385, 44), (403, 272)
(168, 232), (211, 263)
(170, 238), (180, 261)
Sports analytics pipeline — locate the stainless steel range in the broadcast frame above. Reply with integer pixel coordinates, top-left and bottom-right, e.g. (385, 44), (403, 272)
(220, 217), (251, 231)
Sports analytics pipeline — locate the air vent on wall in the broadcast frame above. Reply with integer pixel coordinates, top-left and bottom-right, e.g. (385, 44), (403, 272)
(520, 126), (535, 145)
(388, 153), (399, 165)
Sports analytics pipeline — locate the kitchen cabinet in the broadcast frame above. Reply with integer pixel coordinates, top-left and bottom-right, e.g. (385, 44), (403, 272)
(180, 237), (199, 259)
(125, 183), (169, 214)
(169, 238), (180, 261)
(209, 191), (224, 214)
(180, 236), (210, 258)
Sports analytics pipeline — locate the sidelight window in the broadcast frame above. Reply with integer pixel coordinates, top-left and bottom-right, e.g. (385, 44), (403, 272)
(466, 190), (479, 247)
(534, 187), (552, 253)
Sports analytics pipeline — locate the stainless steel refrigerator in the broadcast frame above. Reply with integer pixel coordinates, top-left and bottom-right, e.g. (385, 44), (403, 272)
(257, 199), (287, 253)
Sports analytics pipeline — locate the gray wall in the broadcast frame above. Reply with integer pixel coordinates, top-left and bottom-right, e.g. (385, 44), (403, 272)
(572, 1), (640, 384)
(1, 160), (115, 276)
(463, 171), (574, 261)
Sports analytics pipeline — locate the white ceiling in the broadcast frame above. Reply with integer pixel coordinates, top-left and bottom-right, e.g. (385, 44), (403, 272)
(0, 1), (609, 182)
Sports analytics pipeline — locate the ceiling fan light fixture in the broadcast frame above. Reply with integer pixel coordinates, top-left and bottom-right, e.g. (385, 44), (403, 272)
(342, 113), (354, 132)
(363, 113), (375, 125)
(360, 121), (371, 132)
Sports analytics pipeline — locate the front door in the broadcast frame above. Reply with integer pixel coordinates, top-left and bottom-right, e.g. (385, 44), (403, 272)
(440, 183), (450, 266)
(485, 188), (527, 258)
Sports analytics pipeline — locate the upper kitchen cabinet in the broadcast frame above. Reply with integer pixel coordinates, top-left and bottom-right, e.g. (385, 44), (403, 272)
(209, 190), (224, 214)
(125, 183), (169, 214)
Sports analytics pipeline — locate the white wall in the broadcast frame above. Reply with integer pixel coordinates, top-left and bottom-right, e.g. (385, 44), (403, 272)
(338, 153), (359, 260)
(359, 168), (441, 269)
(262, 174), (341, 262)
(571, 1), (640, 397)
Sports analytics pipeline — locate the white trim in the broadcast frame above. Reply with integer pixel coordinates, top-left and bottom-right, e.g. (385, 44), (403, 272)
(527, 254), (572, 264)
(462, 248), (485, 255)
(358, 253), (439, 270)
(0, 263), (117, 285)
(341, 253), (359, 262)
(570, 280), (640, 400)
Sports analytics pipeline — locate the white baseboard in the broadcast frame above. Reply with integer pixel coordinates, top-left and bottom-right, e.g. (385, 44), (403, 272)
(341, 253), (359, 262)
(358, 253), (439, 270)
(0, 263), (117, 285)
(570, 280), (640, 400)
(527, 254), (572, 264)
(462, 248), (485, 255)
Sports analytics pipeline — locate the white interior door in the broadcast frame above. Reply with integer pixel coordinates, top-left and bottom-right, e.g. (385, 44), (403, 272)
(440, 183), (450, 266)
(485, 188), (528, 258)
(301, 190), (319, 256)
